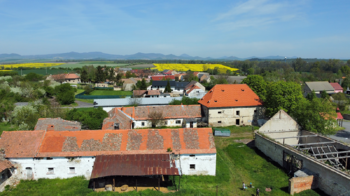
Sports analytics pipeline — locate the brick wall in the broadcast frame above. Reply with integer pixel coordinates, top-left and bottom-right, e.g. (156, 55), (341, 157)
(255, 133), (350, 196)
(289, 176), (317, 195)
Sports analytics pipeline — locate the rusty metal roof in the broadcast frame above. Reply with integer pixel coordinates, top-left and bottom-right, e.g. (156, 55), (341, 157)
(90, 154), (179, 179)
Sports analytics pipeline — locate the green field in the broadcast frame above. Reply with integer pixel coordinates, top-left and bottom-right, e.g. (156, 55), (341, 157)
(17, 69), (70, 76)
(57, 63), (128, 68)
(89, 90), (132, 96)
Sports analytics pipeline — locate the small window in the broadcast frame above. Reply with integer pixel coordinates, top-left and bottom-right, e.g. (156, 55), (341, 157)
(47, 157), (53, 160)
(47, 168), (54, 175)
(69, 167), (75, 174)
(236, 119), (240, 125)
(190, 154), (195, 157)
(254, 110), (257, 113)
(176, 120), (181, 124)
(165, 121), (168, 125)
(218, 111), (222, 114)
(236, 111), (240, 116)
(141, 122), (145, 126)
(218, 121), (222, 123)
(190, 164), (195, 170)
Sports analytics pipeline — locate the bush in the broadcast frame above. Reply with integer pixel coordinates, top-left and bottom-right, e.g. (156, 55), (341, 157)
(84, 85), (94, 95)
(55, 83), (75, 105)
(169, 97), (199, 105)
(24, 72), (43, 82)
(65, 107), (108, 129)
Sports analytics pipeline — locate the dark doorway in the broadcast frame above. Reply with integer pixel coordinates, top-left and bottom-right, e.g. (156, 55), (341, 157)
(190, 122), (193, 128)
(236, 119), (240, 125)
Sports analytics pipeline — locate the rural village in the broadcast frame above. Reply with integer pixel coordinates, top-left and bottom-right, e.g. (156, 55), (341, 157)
(0, 59), (350, 196)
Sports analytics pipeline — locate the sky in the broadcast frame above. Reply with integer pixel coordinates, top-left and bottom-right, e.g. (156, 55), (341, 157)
(0, 0), (349, 58)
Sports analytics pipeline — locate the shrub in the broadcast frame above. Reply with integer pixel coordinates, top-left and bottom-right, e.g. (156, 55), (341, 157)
(24, 72), (43, 82)
(65, 107), (108, 129)
(84, 85), (93, 95)
(55, 84), (75, 105)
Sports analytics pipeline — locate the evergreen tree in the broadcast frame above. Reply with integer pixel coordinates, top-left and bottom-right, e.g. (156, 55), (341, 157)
(96, 66), (105, 83)
(80, 69), (88, 83)
(140, 78), (147, 90)
(164, 81), (172, 93)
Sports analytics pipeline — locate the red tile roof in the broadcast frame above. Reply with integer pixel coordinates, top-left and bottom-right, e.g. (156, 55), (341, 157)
(151, 75), (175, 81)
(65, 73), (80, 79)
(330, 83), (343, 91)
(187, 85), (201, 94)
(109, 105), (201, 121)
(198, 84), (262, 108)
(0, 128), (216, 158)
(0, 160), (13, 172)
(0, 131), (45, 158)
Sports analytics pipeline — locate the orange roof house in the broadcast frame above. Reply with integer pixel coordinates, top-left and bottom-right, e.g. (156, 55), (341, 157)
(0, 128), (215, 158)
(198, 84), (263, 127)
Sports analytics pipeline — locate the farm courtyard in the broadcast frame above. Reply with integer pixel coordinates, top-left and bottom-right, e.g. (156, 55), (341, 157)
(0, 126), (326, 196)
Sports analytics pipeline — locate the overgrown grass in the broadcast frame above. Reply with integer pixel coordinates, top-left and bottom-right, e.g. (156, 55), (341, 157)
(0, 123), (18, 136)
(89, 90), (132, 96)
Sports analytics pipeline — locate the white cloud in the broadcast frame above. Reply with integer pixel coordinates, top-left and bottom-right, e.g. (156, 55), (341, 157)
(212, 0), (304, 30)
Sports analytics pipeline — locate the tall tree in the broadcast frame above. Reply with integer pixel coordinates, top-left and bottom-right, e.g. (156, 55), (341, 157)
(108, 68), (115, 81)
(140, 78), (147, 90)
(80, 69), (88, 83)
(242, 75), (267, 101)
(164, 81), (172, 93)
(264, 81), (304, 117)
(96, 66), (105, 83)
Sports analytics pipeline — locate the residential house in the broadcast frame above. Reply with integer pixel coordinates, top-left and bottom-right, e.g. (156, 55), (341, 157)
(0, 128), (216, 181)
(198, 84), (263, 127)
(303, 81), (335, 96)
(162, 70), (177, 75)
(47, 73), (81, 84)
(197, 72), (211, 83)
(121, 78), (142, 91)
(103, 105), (201, 129)
(174, 73), (186, 81)
(95, 83), (108, 88)
(184, 81), (206, 97)
(148, 81), (189, 93)
(133, 90), (161, 98)
(34, 118), (81, 131)
(330, 83), (343, 93)
(151, 75), (175, 81)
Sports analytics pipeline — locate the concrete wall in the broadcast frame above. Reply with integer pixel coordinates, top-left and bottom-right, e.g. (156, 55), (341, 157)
(255, 133), (350, 196)
(207, 106), (262, 127)
(9, 157), (94, 180)
(178, 154), (216, 176)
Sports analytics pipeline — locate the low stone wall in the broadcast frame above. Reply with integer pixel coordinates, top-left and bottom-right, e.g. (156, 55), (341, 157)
(289, 176), (317, 195)
(255, 133), (350, 196)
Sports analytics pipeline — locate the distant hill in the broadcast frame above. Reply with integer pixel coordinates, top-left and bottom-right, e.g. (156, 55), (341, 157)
(0, 52), (300, 61)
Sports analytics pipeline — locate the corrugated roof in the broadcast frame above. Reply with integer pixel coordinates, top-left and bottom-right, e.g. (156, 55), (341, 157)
(198, 84), (262, 108)
(90, 154), (179, 179)
(305, 81), (335, 92)
(330, 83), (343, 91)
(1, 128), (216, 158)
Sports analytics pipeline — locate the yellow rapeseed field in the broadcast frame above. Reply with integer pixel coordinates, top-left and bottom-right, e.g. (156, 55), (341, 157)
(152, 64), (238, 73)
(0, 63), (64, 69)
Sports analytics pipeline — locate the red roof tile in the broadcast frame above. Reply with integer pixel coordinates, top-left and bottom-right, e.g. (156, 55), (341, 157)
(151, 75), (175, 81)
(0, 128), (216, 158)
(0, 160), (13, 172)
(65, 73), (80, 79)
(330, 83), (343, 91)
(198, 84), (262, 108)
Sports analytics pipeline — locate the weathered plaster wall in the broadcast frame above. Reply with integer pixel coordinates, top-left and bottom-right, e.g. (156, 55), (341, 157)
(9, 157), (94, 180)
(289, 175), (317, 195)
(259, 110), (300, 133)
(255, 133), (350, 196)
(208, 106), (262, 127)
(133, 119), (199, 128)
(178, 154), (216, 176)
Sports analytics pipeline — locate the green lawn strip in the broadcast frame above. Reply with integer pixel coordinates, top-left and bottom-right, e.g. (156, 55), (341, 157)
(89, 90), (132, 96)
(0, 123), (19, 136)
(213, 125), (259, 134)
(75, 89), (85, 95)
(76, 98), (94, 104)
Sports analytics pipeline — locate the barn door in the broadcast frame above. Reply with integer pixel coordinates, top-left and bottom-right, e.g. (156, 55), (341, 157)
(26, 167), (33, 179)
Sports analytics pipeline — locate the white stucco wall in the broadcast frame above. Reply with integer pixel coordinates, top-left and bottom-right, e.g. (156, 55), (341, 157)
(65, 78), (80, 84)
(178, 154), (216, 176)
(9, 157), (95, 180)
(102, 107), (114, 113)
(259, 110), (300, 133)
(208, 106), (262, 127)
(134, 118), (196, 128)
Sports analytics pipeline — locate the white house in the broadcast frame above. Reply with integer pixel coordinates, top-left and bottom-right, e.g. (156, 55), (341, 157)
(148, 81), (189, 94)
(0, 128), (216, 181)
(198, 84), (264, 127)
(102, 105), (201, 129)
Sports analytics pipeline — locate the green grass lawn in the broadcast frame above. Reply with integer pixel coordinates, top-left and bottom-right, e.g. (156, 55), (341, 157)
(76, 98), (94, 104)
(0, 123), (18, 136)
(89, 90), (132, 96)
(0, 132), (327, 196)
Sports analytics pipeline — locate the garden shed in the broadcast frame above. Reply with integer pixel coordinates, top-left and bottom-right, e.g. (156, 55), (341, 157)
(213, 128), (230, 137)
